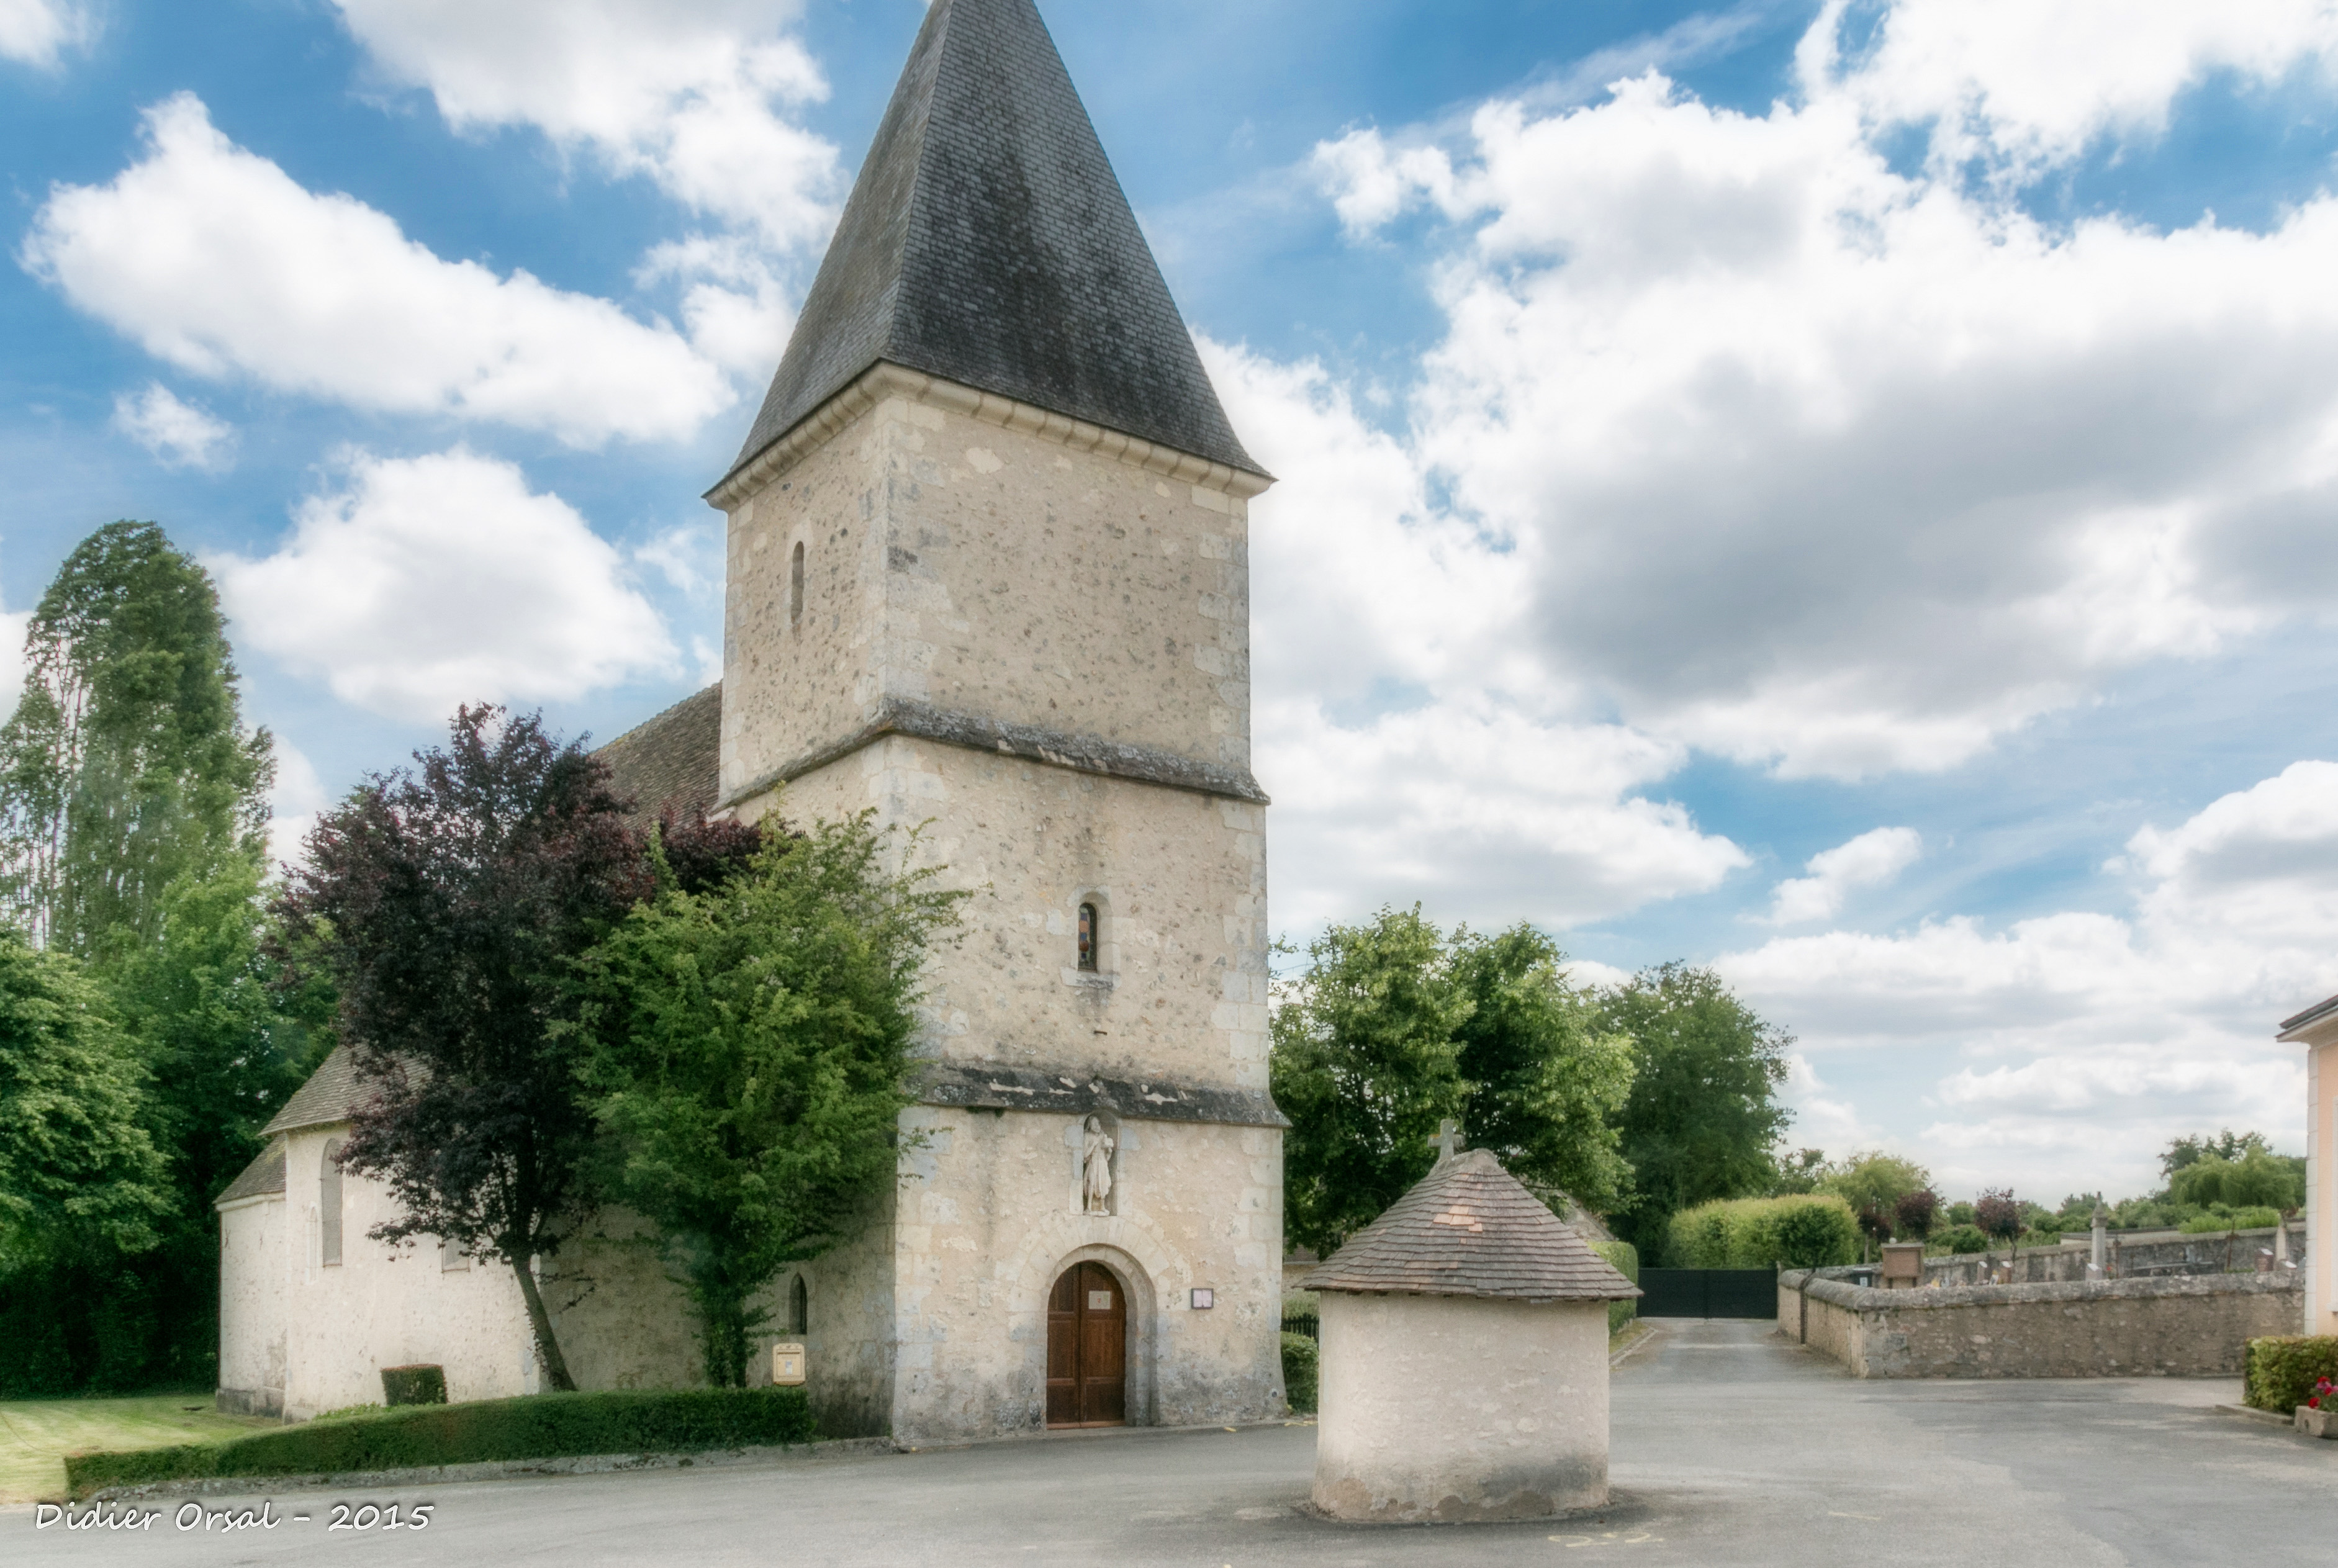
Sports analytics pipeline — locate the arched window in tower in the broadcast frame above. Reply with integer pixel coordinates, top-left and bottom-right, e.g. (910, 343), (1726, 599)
(320, 1137), (346, 1267)
(789, 1274), (810, 1335)
(789, 541), (806, 628)
(1077, 903), (1098, 971)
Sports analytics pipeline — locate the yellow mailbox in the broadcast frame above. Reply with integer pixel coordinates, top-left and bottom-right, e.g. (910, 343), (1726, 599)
(772, 1342), (806, 1386)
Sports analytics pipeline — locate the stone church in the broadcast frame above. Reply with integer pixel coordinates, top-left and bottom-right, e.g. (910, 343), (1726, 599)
(215, 0), (1284, 1442)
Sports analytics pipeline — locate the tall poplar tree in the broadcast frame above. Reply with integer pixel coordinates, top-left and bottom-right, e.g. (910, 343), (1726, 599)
(0, 521), (294, 1389)
(0, 520), (272, 957)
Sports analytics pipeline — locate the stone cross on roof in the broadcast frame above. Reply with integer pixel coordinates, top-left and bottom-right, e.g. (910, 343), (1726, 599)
(720, 0), (1266, 491)
(1432, 1118), (1463, 1163)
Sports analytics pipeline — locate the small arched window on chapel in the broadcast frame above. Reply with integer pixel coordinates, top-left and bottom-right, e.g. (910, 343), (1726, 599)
(1077, 903), (1099, 972)
(789, 1275), (810, 1335)
(320, 1137), (346, 1267)
(789, 541), (806, 628)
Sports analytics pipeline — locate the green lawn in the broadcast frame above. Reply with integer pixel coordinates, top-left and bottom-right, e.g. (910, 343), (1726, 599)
(0, 1395), (276, 1505)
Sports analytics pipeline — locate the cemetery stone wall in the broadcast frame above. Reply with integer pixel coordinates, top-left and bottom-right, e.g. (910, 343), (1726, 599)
(1777, 1269), (2304, 1378)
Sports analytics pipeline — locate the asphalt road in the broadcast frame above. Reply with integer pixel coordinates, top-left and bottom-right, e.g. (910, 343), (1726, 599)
(13, 1320), (2334, 1567)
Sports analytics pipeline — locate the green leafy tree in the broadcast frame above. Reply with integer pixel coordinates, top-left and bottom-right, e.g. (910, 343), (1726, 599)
(579, 814), (964, 1386)
(2169, 1149), (2303, 1211)
(102, 854), (332, 1376)
(0, 523), (284, 1389)
(1273, 909), (1635, 1255)
(1273, 908), (1469, 1256)
(0, 521), (270, 959)
(1447, 925), (1635, 1210)
(2160, 1129), (2270, 1178)
(1596, 963), (1793, 1257)
(1819, 1151), (1932, 1250)
(110, 855), (327, 1241)
(0, 927), (172, 1393)
(1769, 1147), (1829, 1195)
(0, 927), (169, 1258)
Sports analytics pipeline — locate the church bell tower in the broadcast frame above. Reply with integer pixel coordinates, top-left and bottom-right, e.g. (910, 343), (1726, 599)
(705, 0), (1282, 1442)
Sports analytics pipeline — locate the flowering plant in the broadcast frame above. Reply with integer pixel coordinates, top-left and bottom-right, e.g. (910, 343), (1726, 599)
(2310, 1377), (2335, 1410)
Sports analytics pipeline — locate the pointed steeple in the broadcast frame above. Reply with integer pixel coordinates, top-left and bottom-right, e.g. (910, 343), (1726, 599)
(721, 0), (1264, 486)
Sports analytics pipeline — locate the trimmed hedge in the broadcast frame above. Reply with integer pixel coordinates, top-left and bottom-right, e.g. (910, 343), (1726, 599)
(65, 1386), (818, 1498)
(2244, 1336), (2338, 1415)
(1591, 1240), (1640, 1335)
(1280, 1331), (1319, 1415)
(1668, 1195), (1859, 1269)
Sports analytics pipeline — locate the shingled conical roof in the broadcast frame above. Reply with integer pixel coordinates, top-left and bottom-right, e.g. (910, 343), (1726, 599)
(721, 0), (1264, 487)
(1306, 1150), (1641, 1302)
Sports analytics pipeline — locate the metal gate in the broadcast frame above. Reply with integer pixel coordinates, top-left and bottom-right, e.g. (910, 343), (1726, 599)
(1636, 1268), (1777, 1318)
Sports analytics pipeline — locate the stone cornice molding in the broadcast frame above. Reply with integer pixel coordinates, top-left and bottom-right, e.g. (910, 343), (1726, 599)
(705, 362), (1275, 511)
(721, 696), (1270, 813)
(914, 1061), (1287, 1129)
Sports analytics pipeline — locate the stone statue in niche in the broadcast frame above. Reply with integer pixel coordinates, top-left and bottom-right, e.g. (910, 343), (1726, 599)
(1081, 1115), (1116, 1215)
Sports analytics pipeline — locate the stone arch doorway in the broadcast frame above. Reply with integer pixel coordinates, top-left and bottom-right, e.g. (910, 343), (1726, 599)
(1046, 1260), (1128, 1427)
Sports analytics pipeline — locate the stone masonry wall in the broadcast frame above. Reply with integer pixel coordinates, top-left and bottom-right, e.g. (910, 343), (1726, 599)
(882, 1105), (1284, 1443)
(744, 735), (1271, 1093)
(719, 375), (1259, 807)
(1777, 1269), (2304, 1378)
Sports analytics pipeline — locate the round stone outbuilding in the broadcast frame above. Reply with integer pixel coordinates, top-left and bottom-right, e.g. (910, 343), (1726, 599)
(1306, 1148), (1640, 1523)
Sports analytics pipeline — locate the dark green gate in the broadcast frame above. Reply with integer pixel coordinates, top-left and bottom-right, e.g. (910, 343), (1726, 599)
(1637, 1268), (1776, 1318)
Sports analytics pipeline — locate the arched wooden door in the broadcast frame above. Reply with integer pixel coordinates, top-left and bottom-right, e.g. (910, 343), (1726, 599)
(1045, 1262), (1127, 1428)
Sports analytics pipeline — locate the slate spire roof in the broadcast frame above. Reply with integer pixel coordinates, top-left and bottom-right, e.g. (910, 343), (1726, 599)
(721, 0), (1265, 487)
(1305, 1150), (1642, 1302)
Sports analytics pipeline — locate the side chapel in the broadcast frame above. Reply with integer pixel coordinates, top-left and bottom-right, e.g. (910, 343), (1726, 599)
(215, 0), (1286, 1443)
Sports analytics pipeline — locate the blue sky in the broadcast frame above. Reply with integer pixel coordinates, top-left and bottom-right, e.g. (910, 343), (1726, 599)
(7, 0), (2338, 1203)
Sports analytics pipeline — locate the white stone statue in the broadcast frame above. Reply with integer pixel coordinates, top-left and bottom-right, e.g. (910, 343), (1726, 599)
(1081, 1115), (1116, 1215)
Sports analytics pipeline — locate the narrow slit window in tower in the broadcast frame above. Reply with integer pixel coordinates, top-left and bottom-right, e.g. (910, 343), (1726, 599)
(789, 541), (806, 627)
(1077, 903), (1098, 971)
(790, 1274), (810, 1336)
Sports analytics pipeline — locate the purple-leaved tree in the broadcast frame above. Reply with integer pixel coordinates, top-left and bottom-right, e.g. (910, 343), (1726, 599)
(275, 706), (752, 1389)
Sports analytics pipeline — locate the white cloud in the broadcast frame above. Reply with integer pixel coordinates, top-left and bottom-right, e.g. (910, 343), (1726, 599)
(1811, 0), (2338, 184)
(1781, 1053), (1879, 1155)
(214, 448), (677, 722)
(0, 0), (94, 68)
(1714, 767), (2334, 1197)
(1769, 826), (1922, 924)
(1257, 696), (1749, 934)
(112, 383), (235, 472)
(264, 740), (330, 872)
(635, 234), (796, 381)
(22, 94), (733, 447)
(1291, 15), (2338, 783)
(330, 0), (840, 253)
(1206, 338), (1746, 935)
(631, 520), (722, 598)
